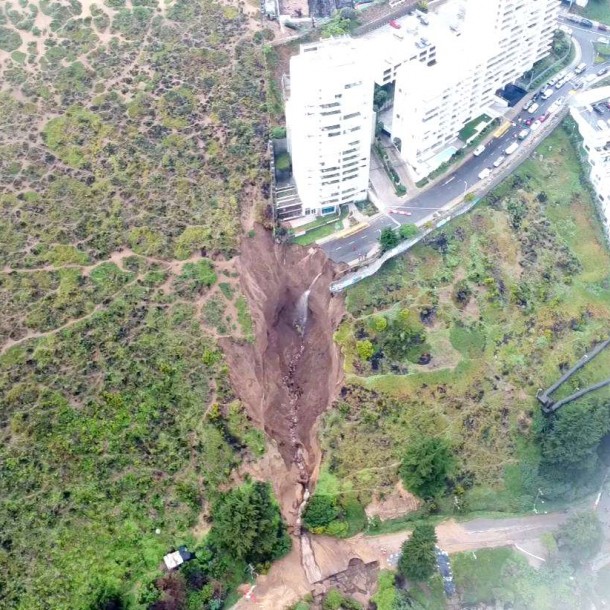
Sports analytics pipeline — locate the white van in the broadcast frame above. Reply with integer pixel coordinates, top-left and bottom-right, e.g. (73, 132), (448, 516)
(493, 155), (505, 168)
(478, 168), (491, 180)
(528, 102), (540, 114)
(575, 62), (587, 75)
(473, 144), (485, 156)
(504, 142), (519, 156)
(541, 88), (554, 100)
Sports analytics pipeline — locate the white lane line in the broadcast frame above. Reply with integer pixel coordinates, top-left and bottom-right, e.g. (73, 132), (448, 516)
(443, 176), (455, 185)
(514, 543), (546, 562)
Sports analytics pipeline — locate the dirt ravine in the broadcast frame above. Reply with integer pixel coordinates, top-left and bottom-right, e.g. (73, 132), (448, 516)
(221, 227), (345, 528)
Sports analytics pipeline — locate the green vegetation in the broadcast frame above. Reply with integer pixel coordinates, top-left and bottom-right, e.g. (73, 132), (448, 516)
(400, 437), (454, 499)
(323, 124), (610, 515)
(321, 8), (359, 38)
(379, 227), (400, 251)
(292, 208), (348, 246)
(452, 547), (594, 609)
(397, 524), (438, 582)
(458, 113), (492, 143)
(524, 30), (574, 91)
(576, 0), (610, 25)
(0, 0), (271, 606)
(556, 510), (603, 564)
(301, 469), (367, 537)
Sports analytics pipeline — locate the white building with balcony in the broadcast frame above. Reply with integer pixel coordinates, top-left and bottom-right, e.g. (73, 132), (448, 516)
(391, 0), (560, 177)
(570, 87), (610, 237)
(285, 0), (560, 214)
(286, 38), (374, 216)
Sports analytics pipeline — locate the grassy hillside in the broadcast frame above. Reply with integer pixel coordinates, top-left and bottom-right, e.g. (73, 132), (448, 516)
(325, 124), (610, 514)
(0, 0), (273, 607)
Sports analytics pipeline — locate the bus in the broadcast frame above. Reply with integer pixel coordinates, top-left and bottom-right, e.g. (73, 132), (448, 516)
(493, 121), (511, 139)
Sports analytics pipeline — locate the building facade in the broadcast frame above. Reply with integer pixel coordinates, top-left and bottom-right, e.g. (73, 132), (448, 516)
(286, 38), (374, 216)
(391, 0), (560, 177)
(570, 87), (610, 238)
(285, 0), (560, 215)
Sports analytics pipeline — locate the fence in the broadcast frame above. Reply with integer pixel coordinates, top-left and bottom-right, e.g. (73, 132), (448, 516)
(330, 106), (571, 292)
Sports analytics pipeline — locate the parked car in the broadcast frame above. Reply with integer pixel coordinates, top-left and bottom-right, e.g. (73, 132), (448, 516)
(597, 66), (609, 77)
(574, 62), (587, 75)
(541, 88), (554, 100)
(504, 142), (519, 155)
(530, 119), (542, 132)
(493, 155), (506, 168)
(478, 168), (491, 180)
(523, 99), (534, 111)
(538, 112), (550, 123)
(517, 128), (530, 140)
(528, 102), (540, 114)
(389, 19), (401, 29)
(473, 144), (485, 156)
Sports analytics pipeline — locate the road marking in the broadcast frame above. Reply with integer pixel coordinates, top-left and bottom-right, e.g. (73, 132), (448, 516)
(443, 176), (455, 185)
(514, 543), (546, 562)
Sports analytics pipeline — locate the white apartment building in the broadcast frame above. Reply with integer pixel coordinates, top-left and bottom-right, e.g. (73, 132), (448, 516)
(570, 87), (610, 237)
(286, 38), (374, 216)
(285, 0), (560, 215)
(392, 0), (560, 176)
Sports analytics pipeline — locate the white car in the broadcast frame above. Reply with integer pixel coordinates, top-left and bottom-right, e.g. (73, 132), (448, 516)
(473, 144), (485, 156)
(478, 168), (491, 180)
(530, 119), (542, 132)
(528, 102), (540, 114)
(493, 155), (506, 168)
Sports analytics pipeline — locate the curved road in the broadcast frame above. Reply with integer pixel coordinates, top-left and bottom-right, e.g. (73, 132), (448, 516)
(322, 16), (605, 264)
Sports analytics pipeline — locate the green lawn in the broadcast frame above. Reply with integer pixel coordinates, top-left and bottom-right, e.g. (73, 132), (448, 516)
(458, 114), (492, 142)
(578, 0), (610, 25)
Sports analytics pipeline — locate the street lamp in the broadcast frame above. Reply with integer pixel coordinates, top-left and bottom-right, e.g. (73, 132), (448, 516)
(463, 180), (468, 196)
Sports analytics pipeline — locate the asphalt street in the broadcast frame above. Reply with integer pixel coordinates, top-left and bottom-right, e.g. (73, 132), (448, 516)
(321, 17), (604, 264)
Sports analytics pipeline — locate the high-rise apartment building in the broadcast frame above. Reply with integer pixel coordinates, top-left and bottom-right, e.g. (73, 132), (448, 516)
(286, 38), (374, 216)
(392, 0), (560, 176)
(570, 87), (610, 237)
(285, 0), (560, 215)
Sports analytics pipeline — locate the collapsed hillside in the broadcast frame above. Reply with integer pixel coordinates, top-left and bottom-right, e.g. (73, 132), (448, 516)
(222, 228), (345, 527)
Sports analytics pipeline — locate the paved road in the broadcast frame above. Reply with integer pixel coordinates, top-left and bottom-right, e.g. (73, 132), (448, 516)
(321, 18), (603, 264)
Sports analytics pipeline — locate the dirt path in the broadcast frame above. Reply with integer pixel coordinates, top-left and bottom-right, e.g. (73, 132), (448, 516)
(234, 512), (568, 610)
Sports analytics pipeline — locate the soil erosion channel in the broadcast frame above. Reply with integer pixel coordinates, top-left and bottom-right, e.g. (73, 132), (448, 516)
(222, 228), (344, 572)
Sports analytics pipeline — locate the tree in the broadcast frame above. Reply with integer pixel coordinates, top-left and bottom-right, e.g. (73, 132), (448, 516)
(379, 227), (399, 252)
(539, 399), (610, 476)
(399, 436), (454, 499)
(398, 524), (438, 582)
(209, 482), (290, 565)
(302, 494), (339, 529)
(356, 339), (374, 361)
(399, 224), (419, 240)
(556, 511), (603, 564)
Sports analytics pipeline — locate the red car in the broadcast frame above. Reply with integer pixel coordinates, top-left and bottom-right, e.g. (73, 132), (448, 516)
(538, 112), (550, 123)
(389, 19), (401, 29)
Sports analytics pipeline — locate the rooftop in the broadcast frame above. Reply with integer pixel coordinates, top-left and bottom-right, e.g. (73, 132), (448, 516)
(571, 86), (610, 133)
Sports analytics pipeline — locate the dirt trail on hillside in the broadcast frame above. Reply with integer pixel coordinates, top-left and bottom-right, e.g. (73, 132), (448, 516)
(221, 227), (345, 527)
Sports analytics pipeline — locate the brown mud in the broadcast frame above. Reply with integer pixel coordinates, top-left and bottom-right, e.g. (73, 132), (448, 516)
(221, 227), (345, 527)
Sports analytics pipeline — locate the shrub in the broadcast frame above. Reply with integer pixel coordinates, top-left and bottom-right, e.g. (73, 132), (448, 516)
(271, 126), (286, 139)
(356, 339), (374, 361)
(275, 151), (291, 171)
(302, 494), (339, 529)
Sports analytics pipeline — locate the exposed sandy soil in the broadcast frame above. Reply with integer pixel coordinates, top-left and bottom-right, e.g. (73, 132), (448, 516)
(365, 480), (421, 521)
(221, 228), (345, 527)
